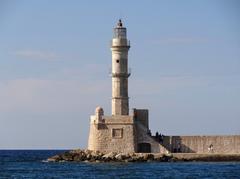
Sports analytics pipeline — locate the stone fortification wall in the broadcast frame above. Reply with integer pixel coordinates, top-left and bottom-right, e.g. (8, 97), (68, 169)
(164, 135), (240, 154)
(88, 115), (135, 153)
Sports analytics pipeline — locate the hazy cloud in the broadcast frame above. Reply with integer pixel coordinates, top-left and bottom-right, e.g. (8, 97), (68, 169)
(0, 78), (110, 114)
(0, 75), (204, 114)
(14, 50), (59, 61)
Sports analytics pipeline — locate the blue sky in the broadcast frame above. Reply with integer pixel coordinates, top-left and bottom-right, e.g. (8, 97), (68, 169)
(0, 0), (239, 149)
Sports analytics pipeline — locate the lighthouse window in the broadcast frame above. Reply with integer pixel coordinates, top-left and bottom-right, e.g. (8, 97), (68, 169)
(116, 60), (120, 63)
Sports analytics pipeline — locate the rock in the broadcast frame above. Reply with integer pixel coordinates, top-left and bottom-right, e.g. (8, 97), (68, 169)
(160, 154), (173, 162)
(47, 149), (240, 163)
(144, 154), (154, 161)
(86, 154), (92, 160)
(103, 152), (117, 160)
(47, 155), (62, 162)
(47, 149), (163, 163)
(133, 153), (144, 162)
(69, 149), (81, 154)
(47, 158), (56, 162)
(61, 152), (73, 161)
(153, 153), (164, 160)
(91, 150), (104, 160)
(115, 153), (130, 161)
(84, 149), (92, 155)
(73, 155), (83, 161)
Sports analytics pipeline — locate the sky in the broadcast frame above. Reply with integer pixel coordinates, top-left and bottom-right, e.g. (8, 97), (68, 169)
(0, 0), (240, 149)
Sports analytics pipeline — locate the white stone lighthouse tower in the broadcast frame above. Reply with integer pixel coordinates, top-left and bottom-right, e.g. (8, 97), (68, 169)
(88, 20), (156, 153)
(111, 19), (130, 115)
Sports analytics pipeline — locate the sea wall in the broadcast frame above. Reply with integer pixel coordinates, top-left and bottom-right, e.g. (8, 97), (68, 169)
(163, 135), (240, 154)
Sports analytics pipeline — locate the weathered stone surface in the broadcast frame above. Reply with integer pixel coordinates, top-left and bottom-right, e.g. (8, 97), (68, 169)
(88, 115), (136, 153)
(168, 135), (240, 153)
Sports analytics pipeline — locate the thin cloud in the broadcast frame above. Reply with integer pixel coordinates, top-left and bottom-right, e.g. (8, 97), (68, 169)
(0, 78), (110, 113)
(14, 50), (59, 61)
(152, 37), (209, 45)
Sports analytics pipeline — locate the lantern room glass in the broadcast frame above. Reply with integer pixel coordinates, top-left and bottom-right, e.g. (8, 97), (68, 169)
(113, 28), (127, 39)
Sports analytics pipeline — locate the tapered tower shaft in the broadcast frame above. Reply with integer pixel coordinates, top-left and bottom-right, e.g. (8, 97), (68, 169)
(111, 20), (130, 115)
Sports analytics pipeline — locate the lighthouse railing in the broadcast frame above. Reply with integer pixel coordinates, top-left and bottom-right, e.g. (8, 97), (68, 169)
(109, 67), (131, 77)
(110, 40), (130, 47)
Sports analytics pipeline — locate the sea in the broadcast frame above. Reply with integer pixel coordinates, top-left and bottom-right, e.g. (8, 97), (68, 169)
(0, 150), (240, 179)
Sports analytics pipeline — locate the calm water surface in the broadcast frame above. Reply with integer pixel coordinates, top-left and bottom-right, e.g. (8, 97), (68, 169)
(0, 150), (240, 178)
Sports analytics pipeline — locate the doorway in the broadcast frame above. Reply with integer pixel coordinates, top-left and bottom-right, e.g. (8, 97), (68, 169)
(137, 143), (151, 153)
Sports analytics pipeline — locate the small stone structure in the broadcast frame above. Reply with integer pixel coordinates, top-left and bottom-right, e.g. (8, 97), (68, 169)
(87, 20), (240, 154)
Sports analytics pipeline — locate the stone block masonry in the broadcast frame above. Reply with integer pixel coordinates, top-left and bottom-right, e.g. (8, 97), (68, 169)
(163, 135), (240, 154)
(88, 114), (136, 153)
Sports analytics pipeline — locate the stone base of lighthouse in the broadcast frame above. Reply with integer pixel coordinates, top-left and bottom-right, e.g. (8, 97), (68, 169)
(88, 107), (168, 153)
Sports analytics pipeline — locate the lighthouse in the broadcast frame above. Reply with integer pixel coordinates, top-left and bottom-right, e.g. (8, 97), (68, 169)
(88, 20), (154, 153)
(86, 19), (240, 155)
(111, 19), (130, 115)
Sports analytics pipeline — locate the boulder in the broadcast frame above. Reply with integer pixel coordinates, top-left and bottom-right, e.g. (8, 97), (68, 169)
(159, 154), (173, 162)
(73, 154), (83, 161)
(91, 150), (104, 160)
(47, 155), (61, 162)
(61, 152), (73, 161)
(143, 153), (154, 161)
(115, 153), (125, 161)
(103, 152), (117, 160)
(153, 153), (164, 160)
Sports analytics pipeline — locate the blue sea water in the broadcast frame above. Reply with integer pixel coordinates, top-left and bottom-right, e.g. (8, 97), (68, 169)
(0, 150), (240, 178)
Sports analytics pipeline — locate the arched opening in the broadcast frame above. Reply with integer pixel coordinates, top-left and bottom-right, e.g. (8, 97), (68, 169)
(137, 143), (151, 153)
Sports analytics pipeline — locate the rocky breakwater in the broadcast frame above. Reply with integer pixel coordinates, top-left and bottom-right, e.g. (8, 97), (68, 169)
(47, 149), (172, 162)
(47, 149), (240, 162)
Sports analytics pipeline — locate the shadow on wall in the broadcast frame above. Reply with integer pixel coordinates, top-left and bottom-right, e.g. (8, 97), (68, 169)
(95, 122), (108, 130)
(137, 143), (151, 153)
(162, 136), (195, 153)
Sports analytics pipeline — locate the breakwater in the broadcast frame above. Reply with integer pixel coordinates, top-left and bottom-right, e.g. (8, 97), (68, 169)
(47, 149), (240, 162)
